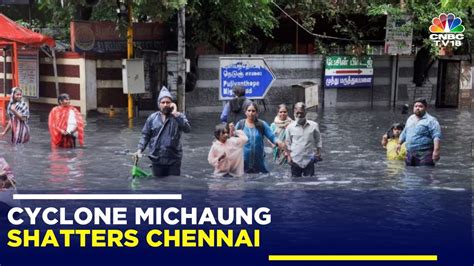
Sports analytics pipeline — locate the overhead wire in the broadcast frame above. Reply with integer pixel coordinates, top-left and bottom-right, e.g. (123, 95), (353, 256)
(270, 0), (385, 43)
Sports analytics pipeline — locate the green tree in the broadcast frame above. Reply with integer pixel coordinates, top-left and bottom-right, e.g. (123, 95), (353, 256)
(132, 0), (276, 53)
(368, 0), (473, 54)
(186, 0), (276, 53)
(271, 0), (472, 55)
(27, 0), (276, 53)
(7, 0), (474, 54)
(271, 0), (390, 53)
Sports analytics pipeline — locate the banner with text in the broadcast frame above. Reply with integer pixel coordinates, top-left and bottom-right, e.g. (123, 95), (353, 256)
(324, 56), (373, 88)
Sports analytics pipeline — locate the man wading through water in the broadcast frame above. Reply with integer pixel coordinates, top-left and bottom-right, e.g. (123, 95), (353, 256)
(220, 86), (252, 124)
(285, 102), (322, 177)
(135, 87), (191, 177)
(397, 98), (441, 166)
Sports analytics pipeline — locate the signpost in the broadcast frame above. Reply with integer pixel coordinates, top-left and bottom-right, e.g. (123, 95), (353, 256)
(384, 15), (412, 107)
(384, 15), (413, 55)
(219, 57), (276, 100)
(324, 56), (374, 88)
(18, 48), (39, 98)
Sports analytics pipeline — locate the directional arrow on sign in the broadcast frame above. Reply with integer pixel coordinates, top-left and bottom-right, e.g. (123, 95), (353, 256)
(219, 57), (276, 100)
(335, 69), (363, 74)
(325, 68), (373, 76)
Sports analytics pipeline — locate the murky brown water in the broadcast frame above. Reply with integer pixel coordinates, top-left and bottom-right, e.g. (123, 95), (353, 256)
(0, 107), (470, 192)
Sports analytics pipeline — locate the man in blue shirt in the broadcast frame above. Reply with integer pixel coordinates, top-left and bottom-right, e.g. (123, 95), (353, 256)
(220, 86), (252, 124)
(397, 98), (441, 166)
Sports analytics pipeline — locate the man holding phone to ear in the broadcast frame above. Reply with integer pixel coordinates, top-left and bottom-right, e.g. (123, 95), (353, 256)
(135, 87), (191, 177)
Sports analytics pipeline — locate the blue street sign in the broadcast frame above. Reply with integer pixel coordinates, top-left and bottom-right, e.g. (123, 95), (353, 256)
(324, 75), (373, 88)
(219, 57), (276, 100)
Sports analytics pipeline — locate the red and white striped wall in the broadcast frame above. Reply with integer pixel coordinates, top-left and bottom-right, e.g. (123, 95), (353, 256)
(0, 51), (13, 94)
(95, 58), (127, 112)
(32, 52), (86, 113)
(2, 50), (128, 115)
(31, 52), (128, 114)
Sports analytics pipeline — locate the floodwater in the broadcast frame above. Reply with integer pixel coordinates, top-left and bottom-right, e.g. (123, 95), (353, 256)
(0, 106), (471, 192)
(1, 106), (472, 260)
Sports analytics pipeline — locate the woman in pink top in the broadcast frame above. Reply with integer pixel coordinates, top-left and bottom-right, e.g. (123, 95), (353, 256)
(208, 123), (248, 177)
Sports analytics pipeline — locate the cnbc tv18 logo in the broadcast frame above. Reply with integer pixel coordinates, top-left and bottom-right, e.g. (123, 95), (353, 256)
(429, 13), (465, 47)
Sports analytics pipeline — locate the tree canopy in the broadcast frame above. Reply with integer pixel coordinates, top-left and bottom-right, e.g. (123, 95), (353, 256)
(0, 0), (472, 54)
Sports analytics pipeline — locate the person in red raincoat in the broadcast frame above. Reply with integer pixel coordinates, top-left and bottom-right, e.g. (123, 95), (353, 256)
(48, 93), (84, 148)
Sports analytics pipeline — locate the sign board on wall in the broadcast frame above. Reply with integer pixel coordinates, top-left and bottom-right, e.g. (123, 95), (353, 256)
(385, 15), (413, 55)
(219, 57), (276, 100)
(18, 49), (39, 98)
(324, 56), (373, 88)
(71, 21), (166, 53)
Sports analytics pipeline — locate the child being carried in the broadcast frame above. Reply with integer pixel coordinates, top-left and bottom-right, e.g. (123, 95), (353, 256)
(208, 123), (248, 177)
(381, 123), (407, 160)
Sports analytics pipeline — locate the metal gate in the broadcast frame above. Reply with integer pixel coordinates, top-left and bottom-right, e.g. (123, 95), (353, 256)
(436, 59), (460, 107)
(136, 50), (166, 111)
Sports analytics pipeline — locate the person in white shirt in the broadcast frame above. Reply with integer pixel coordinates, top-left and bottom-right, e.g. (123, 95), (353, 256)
(285, 102), (322, 177)
(48, 93), (85, 148)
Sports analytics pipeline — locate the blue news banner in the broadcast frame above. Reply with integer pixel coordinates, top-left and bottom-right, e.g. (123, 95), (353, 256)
(0, 189), (472, 266)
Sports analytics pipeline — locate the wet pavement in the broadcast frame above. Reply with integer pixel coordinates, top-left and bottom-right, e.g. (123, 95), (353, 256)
(0, 107), (472, 191)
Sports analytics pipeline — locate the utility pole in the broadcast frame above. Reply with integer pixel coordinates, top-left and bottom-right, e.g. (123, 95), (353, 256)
(294, 0), (298, 54)
(177, 6), (186, 112)
(127, 0), (134, 119)
(2, 48), (6, 97)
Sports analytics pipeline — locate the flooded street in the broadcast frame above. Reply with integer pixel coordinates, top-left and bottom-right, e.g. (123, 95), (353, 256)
(1, 106), (472, 265)
(0, 4), (473, 264)
(1, 107), (471, 191)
